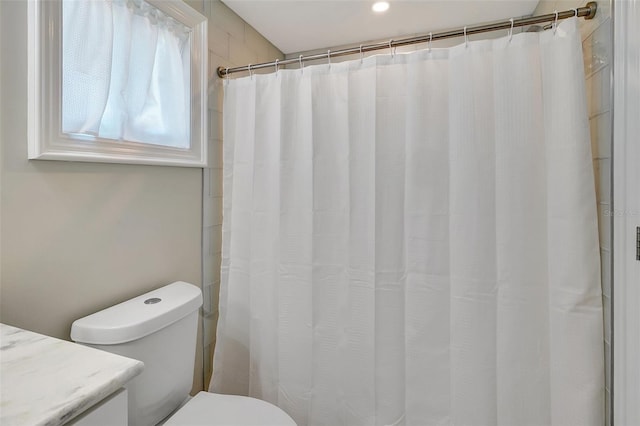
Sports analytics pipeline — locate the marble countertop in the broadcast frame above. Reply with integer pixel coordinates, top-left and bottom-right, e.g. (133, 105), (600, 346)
(0, 323), (144, 426)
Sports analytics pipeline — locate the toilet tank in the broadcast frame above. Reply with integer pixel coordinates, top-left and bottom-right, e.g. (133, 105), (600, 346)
(71, 282), (203, 426)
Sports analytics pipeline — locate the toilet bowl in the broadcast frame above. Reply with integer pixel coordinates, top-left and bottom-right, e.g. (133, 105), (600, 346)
(71, 281), (296, 426)
(163, 392), (296, 425)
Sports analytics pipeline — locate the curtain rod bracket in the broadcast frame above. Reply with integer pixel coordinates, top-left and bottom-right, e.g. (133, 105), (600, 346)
(585, 1), (597, 20)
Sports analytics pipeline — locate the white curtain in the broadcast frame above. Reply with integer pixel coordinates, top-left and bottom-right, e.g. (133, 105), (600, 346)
(211, 18), (604, 426)
(62, 0), (190, 147)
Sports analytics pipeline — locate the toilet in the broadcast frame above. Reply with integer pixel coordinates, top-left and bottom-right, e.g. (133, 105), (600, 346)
(71, 281), (296, 426)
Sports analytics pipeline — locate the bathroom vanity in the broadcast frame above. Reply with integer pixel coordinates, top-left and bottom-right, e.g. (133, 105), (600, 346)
(0, 323), (144, 425)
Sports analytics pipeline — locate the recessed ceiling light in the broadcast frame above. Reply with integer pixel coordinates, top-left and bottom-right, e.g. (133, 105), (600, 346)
(372, 1), (390, 13)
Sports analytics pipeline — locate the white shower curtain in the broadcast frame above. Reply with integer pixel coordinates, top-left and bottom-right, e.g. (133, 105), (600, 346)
(211, 18), (604, 426)
(62, 0), (190, 147)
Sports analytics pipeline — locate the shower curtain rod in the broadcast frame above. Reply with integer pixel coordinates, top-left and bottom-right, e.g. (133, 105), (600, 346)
(217, 2), (597, 78)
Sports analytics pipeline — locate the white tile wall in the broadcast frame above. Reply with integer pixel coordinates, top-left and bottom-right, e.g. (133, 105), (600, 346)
(534, 1), (613, 424)
(192, 0), (285, 386)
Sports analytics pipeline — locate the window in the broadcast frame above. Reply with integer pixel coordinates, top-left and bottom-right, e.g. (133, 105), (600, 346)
(28, 0), (208, 167)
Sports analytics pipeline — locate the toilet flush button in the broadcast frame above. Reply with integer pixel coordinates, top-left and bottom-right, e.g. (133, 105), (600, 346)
(144, 298), (162, 305)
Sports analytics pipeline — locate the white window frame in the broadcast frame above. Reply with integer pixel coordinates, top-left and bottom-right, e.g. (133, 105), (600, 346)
(27, 0), (208, 167)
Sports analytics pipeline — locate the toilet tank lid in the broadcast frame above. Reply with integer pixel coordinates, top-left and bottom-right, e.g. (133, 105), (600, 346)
(71, 281), (203, 345)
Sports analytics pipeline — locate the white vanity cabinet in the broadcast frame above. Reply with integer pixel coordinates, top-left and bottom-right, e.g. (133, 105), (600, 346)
(68, 388), (128, 426)
(0, 323), (143, 426)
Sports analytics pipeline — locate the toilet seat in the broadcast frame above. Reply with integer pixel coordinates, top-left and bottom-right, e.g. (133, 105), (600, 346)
(163, 391), (297, 426)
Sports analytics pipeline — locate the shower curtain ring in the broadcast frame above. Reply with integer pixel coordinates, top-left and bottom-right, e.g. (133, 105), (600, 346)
(360, 44), (364, 63)
(553, 10), (559, 34)
(428, 32), (433, 52)
(464, 26), (468, 47)
(248, 64), (253, 79)
(389, 39), (395, 57)
(327, 50), (331, 66)
(299, 54), (304, 73)
(225, 67), (229, 81)
(508, 18), (514, 42)
(275, 59), (279, 75)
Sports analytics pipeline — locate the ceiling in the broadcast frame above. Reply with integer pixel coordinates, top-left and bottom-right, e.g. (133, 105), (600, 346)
(222, 0), (541, 55)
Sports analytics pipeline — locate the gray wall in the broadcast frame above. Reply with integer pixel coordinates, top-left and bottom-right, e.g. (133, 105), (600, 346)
(0, 0), (202, 387)
(0, 0), (283, 394)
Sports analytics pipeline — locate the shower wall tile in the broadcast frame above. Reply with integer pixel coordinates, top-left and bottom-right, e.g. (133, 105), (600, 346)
(208, 1), (245, 41)
(202, 282), (212, 315)
(210, 111), (223, 141)
(210, 169), (221, 198)
(203, 241), (215, 284)
(209, 176), (222, 199)
(245, 25), (273, 61)
(203, 343), (212, 383)
(207, 149), (219, 176)
(203, 168), (211, 198)
(203, 310), (215, 347)
(590, 111), (612, 158)
(211, 196), (223, 225)
(586, 65), (611, 117)
(210, 163), (223, 197)
(208, 110), (217, 143)
(209, 26), (230, 60)
(211, 225), (222, 255)
(209, 156), (222, 172)
(203, 196), (214, 228)
(597, 159), (611, 204)
(208, 141), (223, 170)
(200, 0), (284, 386)
(213, 252), (222, 273)
(203, 222), (212, 256)
(593, 158), (612, 206)
(598, 203), (612, 249)
(211, 279), (221, 311)
(229, 36), (259, 68)
(583, 19), (612, 78)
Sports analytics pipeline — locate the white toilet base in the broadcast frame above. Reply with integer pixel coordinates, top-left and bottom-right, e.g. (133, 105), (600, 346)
(163, 391), (297, 426)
